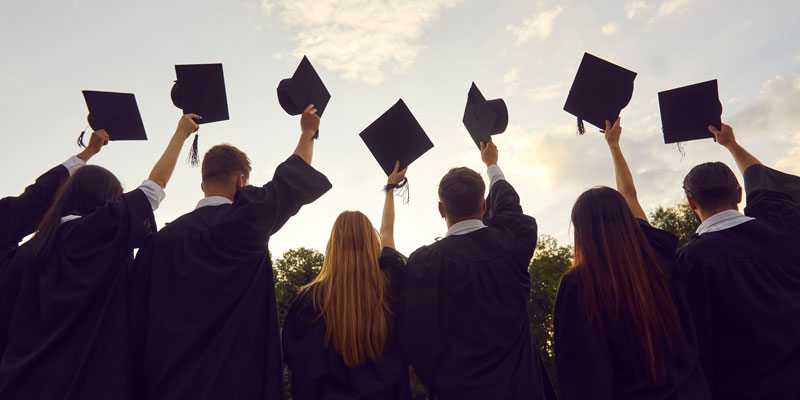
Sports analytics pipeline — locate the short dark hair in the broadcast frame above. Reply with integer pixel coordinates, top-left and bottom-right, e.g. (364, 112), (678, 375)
(683, 162), (741, 210)
(202, 144), (252, 185)
(438, 167), (485, 219)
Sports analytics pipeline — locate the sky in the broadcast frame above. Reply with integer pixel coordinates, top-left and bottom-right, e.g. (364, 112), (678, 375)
(1, 0), (799, 258)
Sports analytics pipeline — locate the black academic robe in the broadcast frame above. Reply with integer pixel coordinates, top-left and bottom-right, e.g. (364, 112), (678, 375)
(553, 220), (711, 400)
(400, 179), (554, 400)
(675, 164), (800, 400)
(0, 188), (156, 400)
(129, 154), (331, 400)
(283, 247), (411, 400)
(0, 164), (69, 263)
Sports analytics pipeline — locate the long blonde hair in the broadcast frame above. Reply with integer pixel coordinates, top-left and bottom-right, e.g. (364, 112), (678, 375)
(301, 211), (391, 367)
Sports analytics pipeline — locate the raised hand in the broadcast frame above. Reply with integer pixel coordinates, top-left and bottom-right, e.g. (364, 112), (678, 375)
(300, 104), (320, 136)
(387, 161), (408, 186)
(602, 117), (622, 146)
(77, 130), (110, 162)
(708, 123), (736, 148)
(480, 137), (499, 167)
(176, 113), (201, 139)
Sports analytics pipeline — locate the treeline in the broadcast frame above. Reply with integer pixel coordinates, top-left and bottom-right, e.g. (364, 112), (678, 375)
(274, 203), (699, 399)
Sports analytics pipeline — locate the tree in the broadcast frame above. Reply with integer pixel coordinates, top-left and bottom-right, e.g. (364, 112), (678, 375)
(528, 235), (572, 390)
(274, 247), (324, 328)
(648, 203), (700, 247)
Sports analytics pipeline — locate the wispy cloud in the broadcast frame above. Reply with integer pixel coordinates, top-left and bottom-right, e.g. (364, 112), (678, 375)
(651, 0), (693, 21)
(525, 81), (567, 102)
(506, 6), (563, 46)
(601, 23), (618, 35)
(625, 1), (648, 19)
(263, 0), (461, 84)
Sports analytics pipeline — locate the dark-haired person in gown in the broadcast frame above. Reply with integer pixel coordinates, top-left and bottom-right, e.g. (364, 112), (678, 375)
(283, 161), (411, 400)
(129, 104), (332, 400)
(401, 138), (554, 400)
(0, 131), (108, 264)
(675, 123), (800, 400)
(0, 114), (200, 399)
(553, 118), (710, 400)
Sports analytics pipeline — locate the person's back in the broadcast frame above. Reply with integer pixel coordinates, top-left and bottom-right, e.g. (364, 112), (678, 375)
(0, 119), (195, 399)
(283, 168), (411, 400)
(130, 107), (331, 399)
(674, 124), (800, 399)
(401, 140), (553, 400)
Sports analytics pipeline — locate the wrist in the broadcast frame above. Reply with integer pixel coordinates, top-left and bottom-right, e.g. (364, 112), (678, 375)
(300, 130), (316, 140)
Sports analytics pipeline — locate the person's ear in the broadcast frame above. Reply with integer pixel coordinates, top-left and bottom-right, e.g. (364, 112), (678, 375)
(687, 196), (699, 211)
(481, 199), (487, 216)
(438, 202), (446, 219)
(736, 186), (743, 205)
(237, 174), (246, 188)
(200, 181), (205, 194)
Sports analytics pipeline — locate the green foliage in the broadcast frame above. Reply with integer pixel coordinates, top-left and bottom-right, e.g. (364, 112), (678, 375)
(274, 247), (324, 328)
(528, 235), (572, 390)
(648, 203), (700, 247)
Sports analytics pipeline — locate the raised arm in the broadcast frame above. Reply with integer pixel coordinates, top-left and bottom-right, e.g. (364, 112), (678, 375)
(603, 118), (647, 221)
(294, 104), (319, 165)
(709, 123), (761, 175)
(380, 161), (407, 249)
(147, 114), (200, 188)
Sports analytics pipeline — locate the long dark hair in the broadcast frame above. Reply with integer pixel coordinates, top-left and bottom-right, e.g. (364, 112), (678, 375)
(22, 165), (122, 264)
(570, 186), (680, 381)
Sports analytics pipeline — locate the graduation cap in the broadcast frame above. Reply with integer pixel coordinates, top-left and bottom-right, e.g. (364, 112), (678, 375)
(658, 79), (722, 144)
(564, 52), (637, 134)
(171, 63), (229, 166)
(79, 91), (147, 147)
(462, 82), (508, 149)
(359, 99), (434, 177)
(277, 56), (331, 139)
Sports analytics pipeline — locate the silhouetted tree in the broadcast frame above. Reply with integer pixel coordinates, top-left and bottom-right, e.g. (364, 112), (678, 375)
(649, 203), (700, 247)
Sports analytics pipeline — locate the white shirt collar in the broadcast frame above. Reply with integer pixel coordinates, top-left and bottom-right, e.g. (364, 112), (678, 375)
(445, 219), (486, 237)
(696, 209), (755, 236)
(195, 196), (233, 210)
(60, 215), (82, 224)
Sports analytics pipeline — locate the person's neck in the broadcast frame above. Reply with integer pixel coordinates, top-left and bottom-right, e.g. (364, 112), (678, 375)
(697, 205), (738, 223)
(445, 215), (483, 229)
(203, 189), (236, 202)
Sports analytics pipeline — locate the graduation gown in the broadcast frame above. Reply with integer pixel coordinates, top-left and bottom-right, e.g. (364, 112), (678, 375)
(553, 220), (711, 400)
(282, 247), (411, 400)
(400, 179), (554, 400)
(675, 164), (800, 400)
(0, 188), (156, 400)
(0, 164), (69, 263)
(129, 154), (331, 400)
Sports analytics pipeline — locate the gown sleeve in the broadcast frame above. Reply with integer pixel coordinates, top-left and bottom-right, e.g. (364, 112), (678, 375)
(282, 292), (329, 400)
(742, 164), (800, 226)
(221, 155), (332, 251)
(0, 165), (69, 260)
(553, 274), (615, 400)
(482, 179), (538, 256)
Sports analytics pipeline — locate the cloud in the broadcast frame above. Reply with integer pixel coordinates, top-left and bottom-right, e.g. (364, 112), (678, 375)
(625, 1), (648, 19)
(503, 68), (520, 95)
(652, 0), (693, 20)
(524, 81), (567, 102)
(506, 6), (563, 46)
(264, 0), (461, 84)
(729, 74), (800, 174)
(601, 23), (617, 35)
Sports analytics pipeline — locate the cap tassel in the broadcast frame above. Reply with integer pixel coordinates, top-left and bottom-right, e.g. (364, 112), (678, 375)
(77, 125), (88, 148)
(577, 118), (586, 135)
(313, 129), (319, 140)
(186, 133), (199, 167)
(383, 177), (410, 205)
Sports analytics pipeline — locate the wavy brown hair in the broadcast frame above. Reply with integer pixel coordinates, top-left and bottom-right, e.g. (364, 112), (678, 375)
(570, 186), (680, 381)
(301, 211), (391, 367)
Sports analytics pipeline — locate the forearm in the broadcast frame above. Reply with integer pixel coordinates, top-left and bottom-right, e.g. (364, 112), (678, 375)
(148, 132), (186, 189)
(725, 142), (761, 175)
(75, 148), (98, 163)
(608, 142), (647, 220)
(380, 190), (395, 249)
(293, 131), (315, 165)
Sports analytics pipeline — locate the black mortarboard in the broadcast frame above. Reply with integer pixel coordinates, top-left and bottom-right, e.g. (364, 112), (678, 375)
(359, 99), (434, 176)
(79, 91), (147, 147)
(462, 82), (508, 149)
(658, 79), (721, 144)
(170, 63), (229, 166)
(564, 52), (637, 134)
(277, 56), (331, 139)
